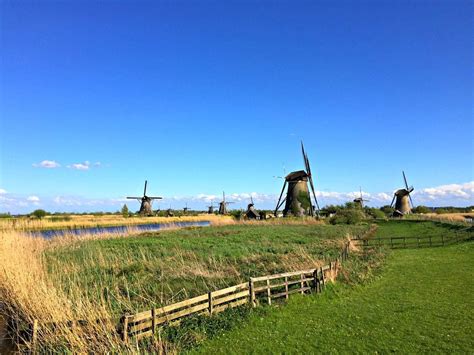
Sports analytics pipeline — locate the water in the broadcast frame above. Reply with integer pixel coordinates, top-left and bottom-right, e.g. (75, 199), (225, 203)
(35, 221), (211, 238)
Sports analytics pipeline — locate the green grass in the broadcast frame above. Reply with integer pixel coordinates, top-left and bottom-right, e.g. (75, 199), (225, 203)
(45, 224), (366, 316)
(192, 241), (474, 354)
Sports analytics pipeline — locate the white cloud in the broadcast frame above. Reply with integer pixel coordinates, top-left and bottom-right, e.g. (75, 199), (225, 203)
(68, 161), (91, 170)
(27, 195), (40, 206)
(67, 161), (102, 170)
(414, 181), (474, 203)
(33, 160), (61, 168)
(0, 188), (6, 194)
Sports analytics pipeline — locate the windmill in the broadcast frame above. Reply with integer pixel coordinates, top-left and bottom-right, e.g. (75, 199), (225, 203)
(218, 191), (234, 215)
(207, 201), (217, 214)
(353, 187), (370, 208)
(183, 203), (189, 214)
(274, 142), (320, 217)
(391, 171), (414, 217)
(245, 196), (259, 219)
(167, 205), (174, 217)
(127, 180), (162, 216)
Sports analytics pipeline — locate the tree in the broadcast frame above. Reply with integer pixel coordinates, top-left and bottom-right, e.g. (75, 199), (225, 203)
(412, 205), (432, 214)
(121, 204), (129, 218)
(380, 205), (395, 216)
(31, 209), (47, 219)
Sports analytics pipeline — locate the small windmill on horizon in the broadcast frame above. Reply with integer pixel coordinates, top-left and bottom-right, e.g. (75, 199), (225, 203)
(127, 180), (162, 216)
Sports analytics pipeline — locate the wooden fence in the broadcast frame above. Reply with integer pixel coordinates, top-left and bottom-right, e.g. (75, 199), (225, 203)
(24, 241), (351, 349)
(120, 241), (351, 342)
(351, 233), (469, 249)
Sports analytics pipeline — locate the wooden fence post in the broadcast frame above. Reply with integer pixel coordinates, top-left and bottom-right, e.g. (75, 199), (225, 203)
(320, 267), (325, 291)
(249, 278), (256, 307)
(31, 319), (38, 353)
(300, 273), (304, 295)
(151, 308), (157, 335)
(122, 314), (129, 343)
(285, 276), (289, 299)
(208, 291), (213, 314)
(266, 279), (272, 305)
(313, 269), (319, 293)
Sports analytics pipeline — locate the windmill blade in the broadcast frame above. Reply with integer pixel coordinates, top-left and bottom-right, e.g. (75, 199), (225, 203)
(308, 175), (321, 215)
(143, 180), (148, 196)
(301, 141), (311, 175)
(408, 193), (414, 209)
(251, 196), (254, 205)
(360, 186), (363, 200)
(390, 194), (396, 208)
(147, 196), (163, 200)
(274, 180), (287, 215)
(402, 171), (409, 191)
(126, 196), (142, 199)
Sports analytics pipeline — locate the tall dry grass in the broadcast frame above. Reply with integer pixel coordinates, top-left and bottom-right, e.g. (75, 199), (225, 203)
(0, 231), (131, 353)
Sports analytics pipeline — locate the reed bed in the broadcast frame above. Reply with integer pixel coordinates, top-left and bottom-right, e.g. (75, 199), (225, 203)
(0, 221), (360, 352)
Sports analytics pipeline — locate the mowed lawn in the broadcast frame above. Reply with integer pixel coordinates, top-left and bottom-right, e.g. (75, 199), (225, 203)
(193, 241), (474, 354)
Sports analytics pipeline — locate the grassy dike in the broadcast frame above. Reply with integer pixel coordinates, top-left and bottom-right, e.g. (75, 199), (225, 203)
(191, 241), (474, 354)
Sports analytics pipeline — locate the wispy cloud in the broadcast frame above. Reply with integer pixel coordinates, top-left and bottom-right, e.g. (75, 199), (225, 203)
(67, 161), (102, 170)
(0, 188), (6, 194)
(67, 161), (91, 170)
(33, 160), (61, 168)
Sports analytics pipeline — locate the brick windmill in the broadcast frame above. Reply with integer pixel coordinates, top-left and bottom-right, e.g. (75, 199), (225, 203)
(274, 142), (320, 217)
(127, 180), (162, 216)
(391, 171), (414, 217)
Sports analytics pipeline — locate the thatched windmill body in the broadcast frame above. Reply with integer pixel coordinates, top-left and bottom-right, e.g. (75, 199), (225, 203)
(353, 187), (369, 208)
(391, 171), (414, 217)
(218, 192), (234, 215)
(127, 180), (162, 216)
(274, 142), (320, 217)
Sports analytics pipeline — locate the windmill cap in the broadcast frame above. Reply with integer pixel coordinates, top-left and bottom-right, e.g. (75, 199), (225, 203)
(285, 170), (309, 181)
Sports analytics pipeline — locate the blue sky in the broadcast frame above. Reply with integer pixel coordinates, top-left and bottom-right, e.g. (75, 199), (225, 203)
(0, 0), (472, 213)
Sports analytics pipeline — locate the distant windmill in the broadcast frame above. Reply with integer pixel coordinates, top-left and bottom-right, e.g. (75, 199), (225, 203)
(167, 205), (174, 217)
(207, 201), (217, 214)
(353, 187), (370, 208)
(245, 196), (259, 219)
(274, 142), (320, 217)
(127, 180), (162, 216)
(218, 191), (234, 215)
(183, 203), (189, 214)
(391, 171), (415, 217)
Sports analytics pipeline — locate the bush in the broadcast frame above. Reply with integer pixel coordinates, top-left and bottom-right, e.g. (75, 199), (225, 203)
(31, 209), (47, 219)
(329, 209), (365, 225)
(365, 208), (386, 220)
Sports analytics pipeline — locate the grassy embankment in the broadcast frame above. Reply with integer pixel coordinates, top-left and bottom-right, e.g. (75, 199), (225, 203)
(0, 221), (361, 352)
(193, 240), (474, 354)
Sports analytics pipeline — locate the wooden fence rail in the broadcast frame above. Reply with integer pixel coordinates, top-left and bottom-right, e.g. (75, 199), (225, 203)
(120, 241), (351, 342)
(25, 241), (351, 349)
(351, 233), (468, 249)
